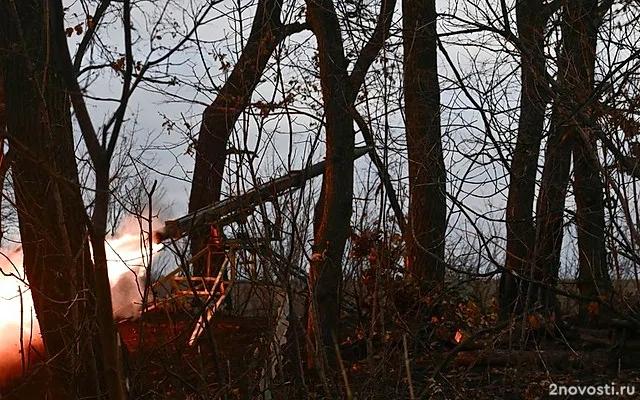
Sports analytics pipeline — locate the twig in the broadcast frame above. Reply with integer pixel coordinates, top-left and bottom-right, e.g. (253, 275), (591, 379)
(351, 107), (406, 237)
(428, 322), (509, 382)
(403, 334), (415, 400)
(333, 334), (353, 400)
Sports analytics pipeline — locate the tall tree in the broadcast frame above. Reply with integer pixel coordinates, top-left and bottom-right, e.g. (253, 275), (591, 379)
(402, 0), (446, 284)
(566, 0), (611, 308)
(0, 0), (102, 396)
(53, 0), (131, 395)
(305, 0), (354, 363)
(306, 0), (396, 365)
(188, 0), (306, 276)
(534, 0), (611, 316)
(500, 0), (552, 318)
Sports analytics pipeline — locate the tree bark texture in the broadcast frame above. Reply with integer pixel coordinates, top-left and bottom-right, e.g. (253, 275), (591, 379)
(402, 0), (446, 285)
(500, 0), (550, 318)
(305, 0), (354, 361)
(305, 0), (396, 368)
(188, 0), (292, 276)
(566, 0), (611, 306)
(0, 0), (101, 396)
(534, 0), (611, 315)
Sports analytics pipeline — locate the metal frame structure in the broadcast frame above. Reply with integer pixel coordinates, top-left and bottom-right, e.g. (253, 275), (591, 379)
(150, 147), (371, 345)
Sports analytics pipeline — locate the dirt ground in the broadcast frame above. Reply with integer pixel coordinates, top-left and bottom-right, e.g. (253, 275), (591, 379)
(0, 310), (269, 399)
(4, 307), (640, 399)
(121, 310), (270, 399)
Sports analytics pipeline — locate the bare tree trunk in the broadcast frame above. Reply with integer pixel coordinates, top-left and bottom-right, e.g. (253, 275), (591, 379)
(305, 0), (396, 368)
(305, 0), (354, 365)
(50, 0), (132, 394)
(535, 0), (611, 316)
(566, 0), (612, 312)
(500, 0), (550, 318)
(534, 106), (574, 313)
(574, 131), (611, 304)
(402, 0), (446, 285)
(188, 0), (305, 276)
(91, 168), (128, 399)
(1, 0), (100, 396)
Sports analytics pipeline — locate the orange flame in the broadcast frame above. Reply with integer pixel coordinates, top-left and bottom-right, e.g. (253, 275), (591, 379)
(0, 215), (163, 386)
(454, 329), (463, 344)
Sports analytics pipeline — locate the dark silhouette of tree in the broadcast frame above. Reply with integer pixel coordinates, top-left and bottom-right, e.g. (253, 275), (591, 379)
(0, 0), (105, 396)
(305, 0), (354, 366)
(188, 0), (306, 276)
(534, 0), (611, 318)
(500, 0), (553, 318)
(306, 0), (396, 367)
(0, 78), (8, 245)
(402, 0), (446, 285)
(566, 0), (612, 313)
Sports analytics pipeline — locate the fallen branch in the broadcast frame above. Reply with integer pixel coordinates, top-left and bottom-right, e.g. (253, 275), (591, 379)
(452, 350), (574, 368)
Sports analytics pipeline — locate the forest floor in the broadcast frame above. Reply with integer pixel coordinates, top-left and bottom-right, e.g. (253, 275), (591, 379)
(3, 306), (640, 399)
(120, 308), (640, 399)
(0, 310), (269, 400)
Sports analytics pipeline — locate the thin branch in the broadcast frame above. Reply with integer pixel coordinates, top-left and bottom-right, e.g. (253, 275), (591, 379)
(436, 36), (512, 174)
(350, 106), (406, 236)
(281, 21), (310, 38)
(106, 0), (133, 159)
(51, 0), (104, 165)
(100, 0), (222, 136)
(348, 0), (397, 92)
(73, 0), (111, 71)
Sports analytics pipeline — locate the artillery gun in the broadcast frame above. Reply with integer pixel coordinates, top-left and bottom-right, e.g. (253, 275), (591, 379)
(153, 146), (371, 243)
(150, 146), (371, 345)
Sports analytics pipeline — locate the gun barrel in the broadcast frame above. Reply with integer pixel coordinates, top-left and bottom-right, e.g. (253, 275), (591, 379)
(153, 146), (371, 242)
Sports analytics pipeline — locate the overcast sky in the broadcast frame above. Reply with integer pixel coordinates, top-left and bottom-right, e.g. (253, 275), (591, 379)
(51, 0), (640, 277)
(58, 0), (536, 275)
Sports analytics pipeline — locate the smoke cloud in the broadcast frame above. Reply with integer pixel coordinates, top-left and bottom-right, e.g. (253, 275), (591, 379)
(0, 215), (162, 386)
